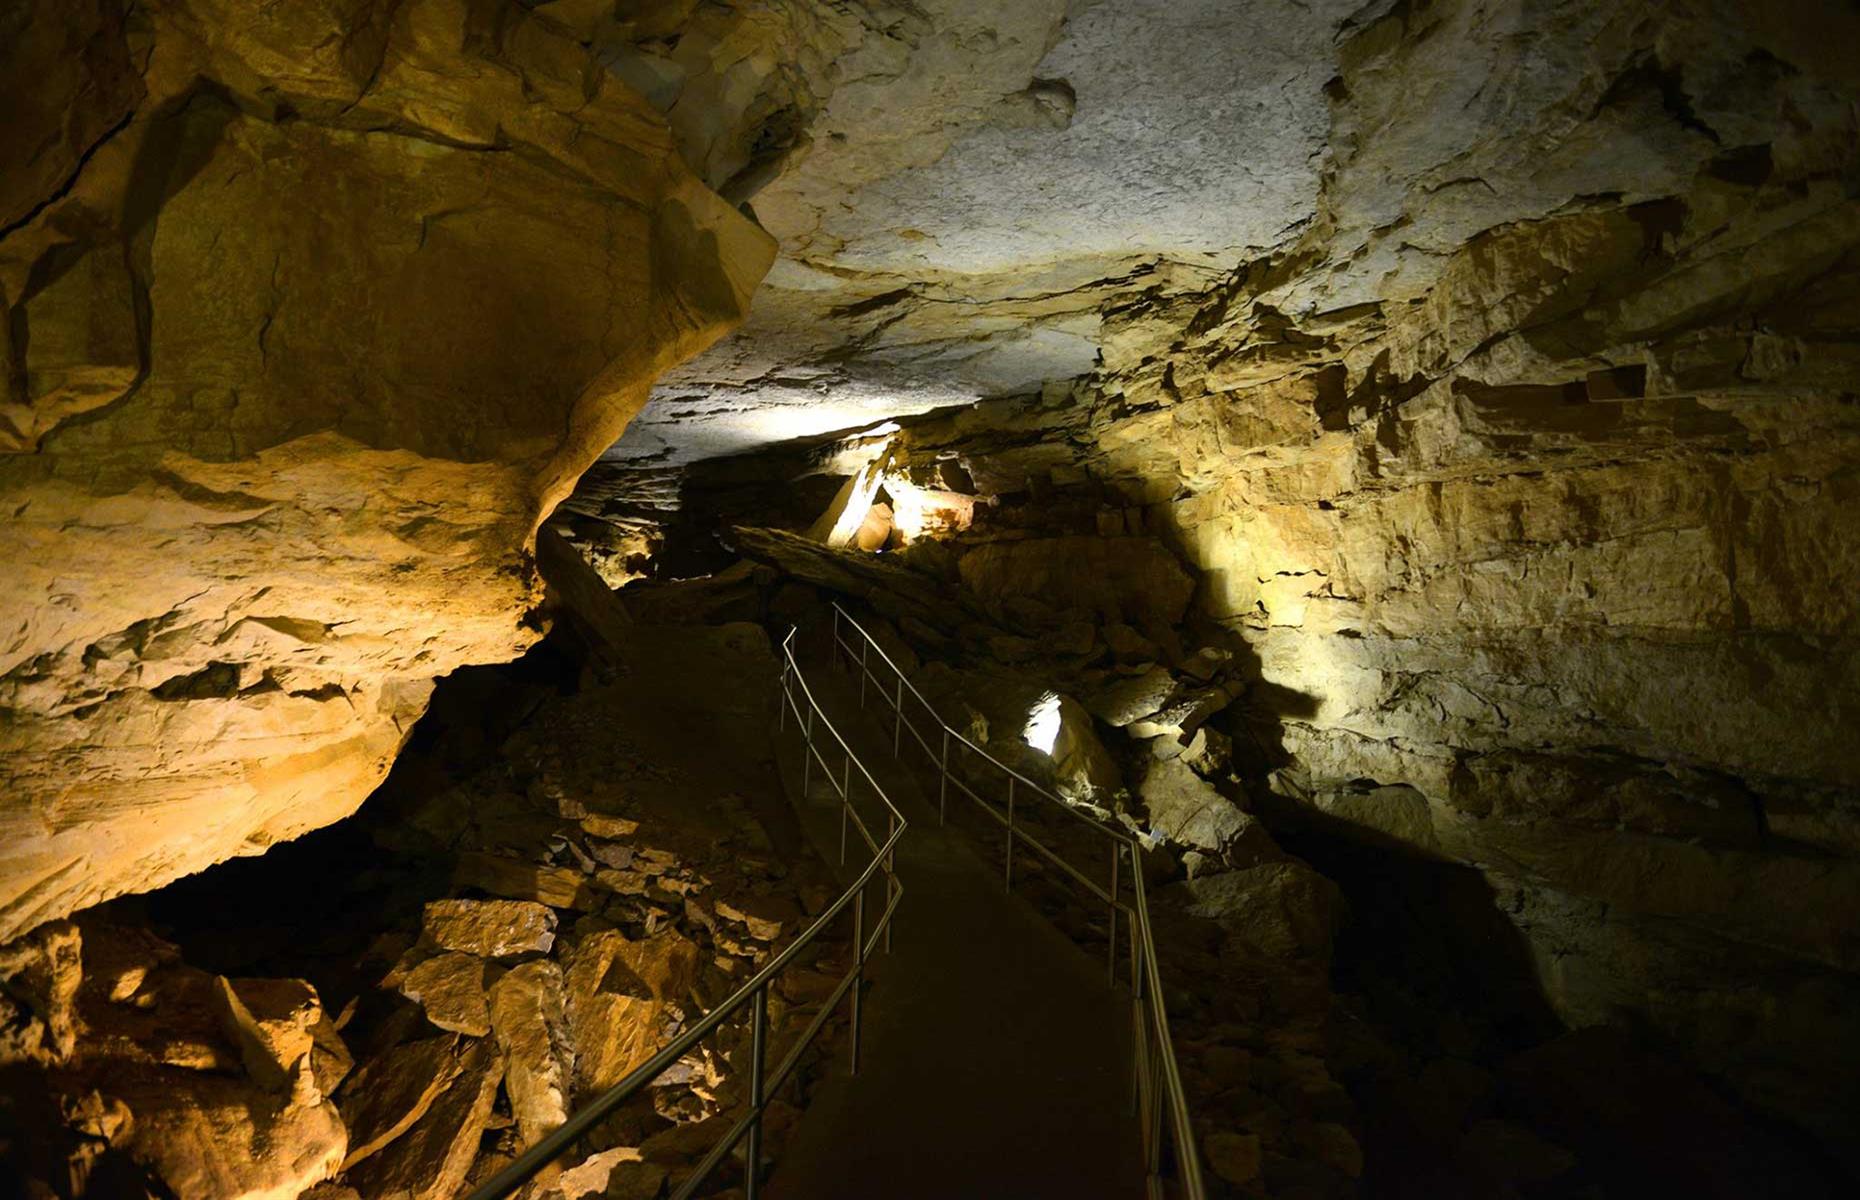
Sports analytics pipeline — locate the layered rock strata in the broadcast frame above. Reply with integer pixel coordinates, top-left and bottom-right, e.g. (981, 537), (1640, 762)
(865, 158), (1860, 1200)
(0, 0), (776, 941)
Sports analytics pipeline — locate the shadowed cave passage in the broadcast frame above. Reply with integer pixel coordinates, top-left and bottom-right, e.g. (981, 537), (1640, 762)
(3, 1), (1860, 1198)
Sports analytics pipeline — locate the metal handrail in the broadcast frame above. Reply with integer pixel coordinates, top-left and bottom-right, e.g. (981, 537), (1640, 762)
(828, 601), (1206, 1200)
(465, 627), (906, 1200)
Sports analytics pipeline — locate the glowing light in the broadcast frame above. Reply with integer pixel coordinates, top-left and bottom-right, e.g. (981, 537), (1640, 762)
(1024, 692), (1063, 755)
(879, 473), (977, 545)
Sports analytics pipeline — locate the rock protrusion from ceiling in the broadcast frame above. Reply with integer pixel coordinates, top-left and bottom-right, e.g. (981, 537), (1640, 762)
(599, 0), (1860, 471)
(610, 0), (1383, 464)
(0, 0), (776, 942)
(534, 0), (856, 204)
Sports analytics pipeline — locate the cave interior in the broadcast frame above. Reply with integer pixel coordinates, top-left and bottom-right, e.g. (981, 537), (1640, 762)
(2, 2), (1858, 1199)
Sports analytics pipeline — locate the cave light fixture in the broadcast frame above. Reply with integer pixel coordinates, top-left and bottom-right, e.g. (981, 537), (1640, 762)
(1024, 691), (1063, 755)
(883, 473), (932, 544)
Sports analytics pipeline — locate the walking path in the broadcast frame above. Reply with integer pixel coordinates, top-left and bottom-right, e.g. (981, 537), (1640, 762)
(765, 649), (1143, 1199)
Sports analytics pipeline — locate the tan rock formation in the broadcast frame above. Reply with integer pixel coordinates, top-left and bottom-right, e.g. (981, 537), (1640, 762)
(212, 976), (321, 1097)
(344, 1036), (502, 1200)
(618, 0), (1860, 1164)
(562, 926), (702, 1098)
(1138, 759), (1254, 858)
(421, 899), (556, 959)
(0, 0), (776, 941)
(115, 1064), (349, 1200)
(956, 535), (1195, 629)
(0, 918), (81, 1065)
(396, 952), (490, 1038)
(5, 913), (359, 1198)
(336, 1034), (463, 1171)
(487, 958), (572, 1148)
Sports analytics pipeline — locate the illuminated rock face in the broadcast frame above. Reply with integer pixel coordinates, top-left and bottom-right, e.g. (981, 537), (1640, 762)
(0, 0), (775, 941)
(826, 0), (1860, 1159)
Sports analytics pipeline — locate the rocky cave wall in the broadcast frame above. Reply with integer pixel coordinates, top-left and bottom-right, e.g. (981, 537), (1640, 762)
(0, 0), (778, 943)
(827, 0), (1860, 1162)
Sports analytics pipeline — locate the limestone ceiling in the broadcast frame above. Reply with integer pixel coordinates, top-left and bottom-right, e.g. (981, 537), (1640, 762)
(594, 0), (1367, 464)
(578, 0), (1860, 467)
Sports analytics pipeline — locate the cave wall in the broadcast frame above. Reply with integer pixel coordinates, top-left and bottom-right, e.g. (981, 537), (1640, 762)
(0, 0), (776, 942)
(891, 0), (1860, 1157)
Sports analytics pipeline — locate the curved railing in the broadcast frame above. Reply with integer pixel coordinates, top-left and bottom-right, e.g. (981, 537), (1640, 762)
(465, 627), (905, 1200)
(828, 601), (1205, 1200)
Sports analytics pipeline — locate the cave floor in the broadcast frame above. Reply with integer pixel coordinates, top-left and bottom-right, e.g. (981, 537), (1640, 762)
(764, 646), (1143, 1199)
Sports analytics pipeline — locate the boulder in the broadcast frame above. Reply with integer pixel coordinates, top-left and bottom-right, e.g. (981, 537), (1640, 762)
(1126, 684), (1239, 741)
(556, 1146), (648, 1199)
(421, 899), (557, 958)
(397, 953), (491, 1038)
(853, 501), (895, 552)
(212, 976), (323, 1097)
(1103, 623), (1162, 663)
(309, 1012), (354, 1098)
(1153, 727), (1233, 779)
(346, 1038), (503, 1200)
(580, 814), (641, 841)
(1291, 1120), (1363, 1179)
(1085, 666), (1177, 727)
(113, 1064), (347, 1200)
(1172, 861), (1346, 967)
(337, 1035), (464, 1171)
(561, 928), (702, 1098)
(714, 894), (801, 943)
(956, 536), (1196, 627)
(453, 854), (602, 912)
(1139, 759), (1274, 861)
(1204, 1131), (1262, 1187)
(487, 960), (572, 1148)
(1179, 647), (1234, 683)
(0, 918), (81, 1065)
(1039, 693), (1125, 805)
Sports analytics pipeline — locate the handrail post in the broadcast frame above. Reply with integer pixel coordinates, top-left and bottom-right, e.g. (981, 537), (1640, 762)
(859, 640), (869, 706)
(838, 752), (851, 866)
(1107, 843), (1121, 986)
(745, 982), (768, 1200)
(1004, 777), (1016, 891)
(801, 706), (815, 795)
(1129, 936), (1143, 1118)
(850, 890), (866, 1074)
(777, 661), (788, 732)
(885, 812), (897, 955)
(938, 728), (950, 825)
(893, 673), (904, 752)
(1147, 1033), (1165, 1185)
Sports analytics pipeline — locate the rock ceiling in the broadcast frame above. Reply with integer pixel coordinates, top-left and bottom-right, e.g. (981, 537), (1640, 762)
(596, 0), (1860, 464)
(607, 0), (1362, 462)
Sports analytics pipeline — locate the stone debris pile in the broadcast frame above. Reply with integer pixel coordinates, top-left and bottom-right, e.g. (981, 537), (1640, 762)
(0, 664), (847, 1200)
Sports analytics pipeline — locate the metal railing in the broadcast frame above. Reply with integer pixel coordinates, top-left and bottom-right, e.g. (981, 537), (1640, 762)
(465, 627), (905, 1200)
(828, 601), (1206, 1200)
